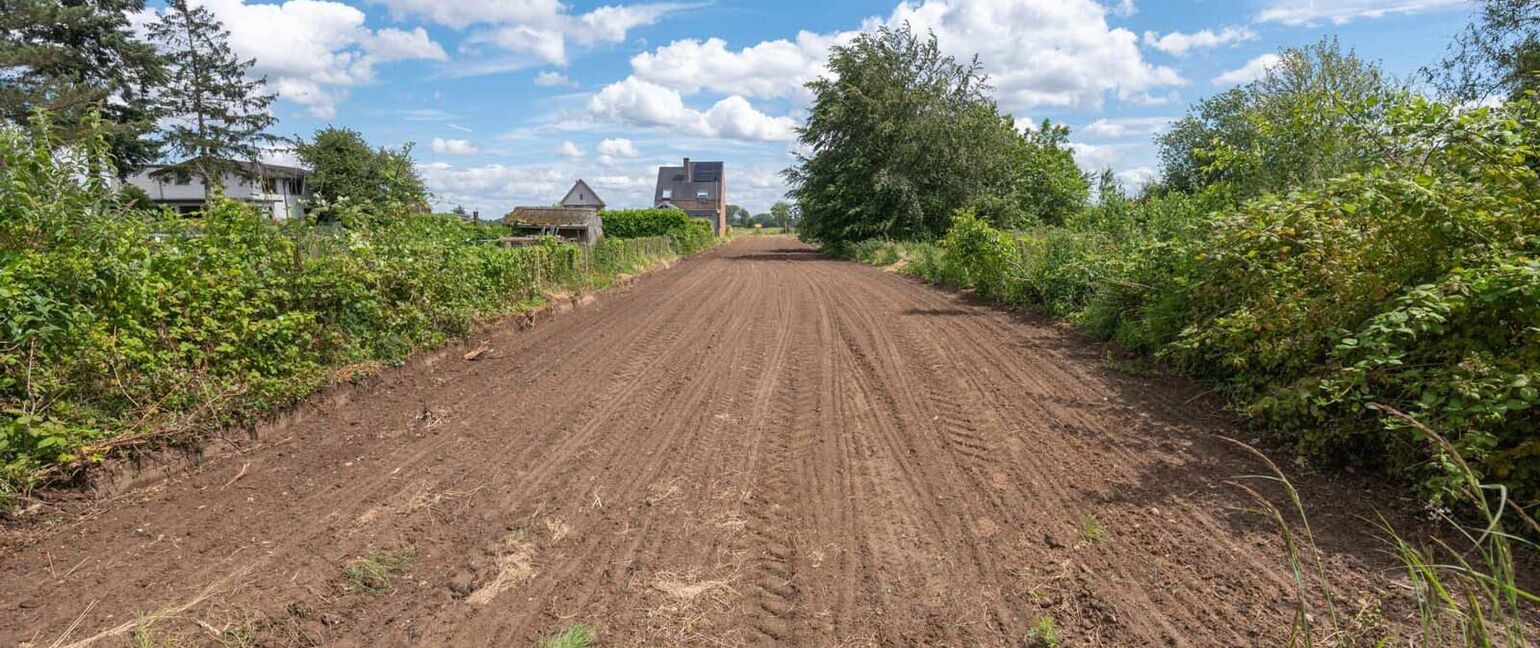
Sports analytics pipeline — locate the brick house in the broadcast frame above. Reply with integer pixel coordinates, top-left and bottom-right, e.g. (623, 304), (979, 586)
(653, 158), (727, 236)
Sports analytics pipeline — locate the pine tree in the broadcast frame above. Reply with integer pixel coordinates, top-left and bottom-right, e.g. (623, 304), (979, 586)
(146, 0), (278, 198)
(0, 0), (166, 173)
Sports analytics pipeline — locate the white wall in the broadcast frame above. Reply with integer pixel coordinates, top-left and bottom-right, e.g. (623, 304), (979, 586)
(126, 168), (306, 219)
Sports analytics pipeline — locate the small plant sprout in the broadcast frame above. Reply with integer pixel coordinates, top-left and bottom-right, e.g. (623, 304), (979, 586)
(537, 622), (596, 648)
(1027, 616), (1061, 647)
(1080, 515), (1109, 545)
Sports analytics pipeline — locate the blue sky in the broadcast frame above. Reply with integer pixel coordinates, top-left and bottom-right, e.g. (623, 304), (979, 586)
(139, 0), (1478, 215)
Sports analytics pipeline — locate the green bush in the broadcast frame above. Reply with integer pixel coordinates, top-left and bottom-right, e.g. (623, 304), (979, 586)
(666, 218), (715, 256)
(851, 97), (1540, 510)
(0, 117), (694, 494)
(602, 208), (696, 238)
(938, 209), (1020, 301)
(588, 236), (675, 277)
(602, 208), (715, 256)
(850, 239), (902, 266)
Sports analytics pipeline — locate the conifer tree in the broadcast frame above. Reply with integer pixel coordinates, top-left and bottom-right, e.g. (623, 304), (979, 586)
(146, 0), (278, 197)
(0, 0), (166, 173)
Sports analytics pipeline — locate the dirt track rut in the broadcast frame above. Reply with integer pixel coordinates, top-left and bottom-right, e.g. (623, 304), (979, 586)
(3, 236), (1411, 646)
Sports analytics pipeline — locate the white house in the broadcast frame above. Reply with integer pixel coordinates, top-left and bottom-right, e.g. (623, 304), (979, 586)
(126, 161), (310, 219)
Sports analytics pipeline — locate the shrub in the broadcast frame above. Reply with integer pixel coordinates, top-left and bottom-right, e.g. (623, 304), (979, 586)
(601, 208), (696, 238)
(869, 97), (1540, 510)
(666, 218), (715, 255)
(0, 116), (696, 495)
(938, 209), (1020, 301)
(602, 208), (716, 256)
(851, 239), (902, 266)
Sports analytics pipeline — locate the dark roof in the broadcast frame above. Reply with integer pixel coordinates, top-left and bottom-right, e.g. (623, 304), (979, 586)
(141, 160), (310, 179)
(654, 160), (724, 204)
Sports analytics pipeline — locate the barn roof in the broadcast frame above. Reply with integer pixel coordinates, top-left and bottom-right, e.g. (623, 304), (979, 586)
(503, 206), (599, 227)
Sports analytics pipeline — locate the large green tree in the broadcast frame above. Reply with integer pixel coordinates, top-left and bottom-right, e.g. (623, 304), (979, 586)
(1429, 0), (1540, 102)
(293, 126), (429, 215)
(146, 0), (278, 196)
(786, 24), (1021, 246)
(0, 0), (165, 173)
(1008, 119), (1088, 227)
(1157, 37), (1398, 198)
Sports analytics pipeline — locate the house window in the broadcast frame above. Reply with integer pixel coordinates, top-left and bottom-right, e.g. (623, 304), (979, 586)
(263, 178), (278, 193)
(661, 189), (672, 199)
(175, 176), (191, 186)
(696, 189), (708, 199)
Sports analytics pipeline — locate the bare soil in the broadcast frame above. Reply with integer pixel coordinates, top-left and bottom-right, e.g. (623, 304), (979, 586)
(3, 236), (1436, 646)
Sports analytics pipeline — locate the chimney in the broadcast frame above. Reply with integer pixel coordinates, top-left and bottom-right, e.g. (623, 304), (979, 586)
(683, 157), (692, 183)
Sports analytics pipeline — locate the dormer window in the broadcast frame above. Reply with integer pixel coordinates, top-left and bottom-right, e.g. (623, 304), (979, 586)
(662, 189), (672, 199)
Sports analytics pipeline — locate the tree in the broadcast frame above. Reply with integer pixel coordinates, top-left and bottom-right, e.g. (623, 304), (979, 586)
(726, 203), (751, 226)
(786, 24), (1021, 246)
(146, 0), (278, 197)
(1429, 0), (1540, 103)
(1157, 37), (1398, 198)
(293, 126), (430, 215)
(1009, 119), (1089, 226)
(0, 0), (166, 173)
(769, 200), (794, 231)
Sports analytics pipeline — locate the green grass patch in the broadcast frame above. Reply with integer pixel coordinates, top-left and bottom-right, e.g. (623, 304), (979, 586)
(342, 548), (414, 594)
(537, 622), (596, 648)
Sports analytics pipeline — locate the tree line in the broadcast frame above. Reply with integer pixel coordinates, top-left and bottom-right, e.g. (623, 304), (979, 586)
(790, 4), (1540, 246)
(1, 0), (428, 213)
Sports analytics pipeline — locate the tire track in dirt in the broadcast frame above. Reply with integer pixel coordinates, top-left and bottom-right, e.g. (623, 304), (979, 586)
(2, 237), (1424, 647)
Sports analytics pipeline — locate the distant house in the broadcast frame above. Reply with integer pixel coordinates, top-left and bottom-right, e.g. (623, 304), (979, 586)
(654, 158), (727, 236)
(125, 161), (310, 219)
(560, 179), (605, 211)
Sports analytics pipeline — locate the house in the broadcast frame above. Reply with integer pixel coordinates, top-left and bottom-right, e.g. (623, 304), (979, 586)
(560, 179), (605, 211)
(502, 206), (603, 245)
(125, 161), (310, 219)
(654, 158), (727, 236)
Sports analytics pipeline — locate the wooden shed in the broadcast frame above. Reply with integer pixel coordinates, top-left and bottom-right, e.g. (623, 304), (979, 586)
(503, 206), (604, 245)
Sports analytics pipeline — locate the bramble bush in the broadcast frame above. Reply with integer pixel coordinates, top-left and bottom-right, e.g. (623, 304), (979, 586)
(0, 117), (691, 497)
(853, 96), (1540, 510)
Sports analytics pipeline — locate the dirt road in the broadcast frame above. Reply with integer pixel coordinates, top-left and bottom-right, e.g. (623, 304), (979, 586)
(4, 236), (1412, 646)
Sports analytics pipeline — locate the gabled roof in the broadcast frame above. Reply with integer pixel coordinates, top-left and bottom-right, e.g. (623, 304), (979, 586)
(654, 160), (724, 204)
(560, 179), (605, 208)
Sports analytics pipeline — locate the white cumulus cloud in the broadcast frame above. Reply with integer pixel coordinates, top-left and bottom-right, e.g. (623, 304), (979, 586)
(1142, 26), (1257, 56)
(1214, 53), (1281, 86)
(430, 137), (479, 155)
(372, 0), (696, 69)
(560, 140), (585, 158)
(137, 0), (448, 118)
(596, 137), (641, 164)
(625, 0), (1184, 114)
(588, 77), (797, 142)
(886, 0), (1184, 111)
(630, 32), (848, 101)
